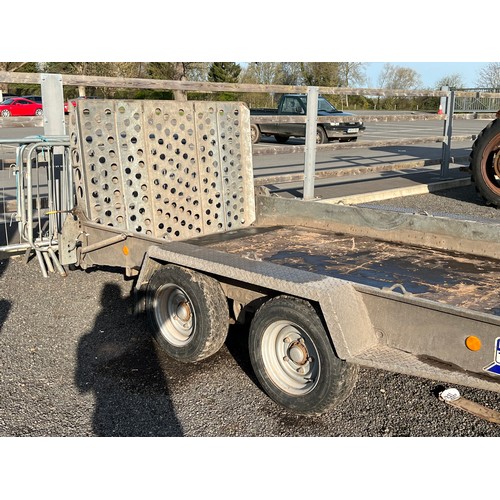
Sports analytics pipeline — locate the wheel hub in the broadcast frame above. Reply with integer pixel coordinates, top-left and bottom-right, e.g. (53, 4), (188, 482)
(493, 149), (500, 178)
(260, 321), (320, 395)
(287, 340), (309, 365)
(154, 284), (195, 346)
(176, 301), (191, 322)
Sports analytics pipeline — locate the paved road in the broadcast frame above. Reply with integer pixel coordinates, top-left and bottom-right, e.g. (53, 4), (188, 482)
(252, 117), (489, 198)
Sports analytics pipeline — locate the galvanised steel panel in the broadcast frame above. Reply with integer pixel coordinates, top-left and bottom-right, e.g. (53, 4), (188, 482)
(69, 99), (255, 241)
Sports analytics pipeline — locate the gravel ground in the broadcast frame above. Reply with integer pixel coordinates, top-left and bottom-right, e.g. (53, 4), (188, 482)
(1, 184), (500, 440)
(2, 182), (499, 497)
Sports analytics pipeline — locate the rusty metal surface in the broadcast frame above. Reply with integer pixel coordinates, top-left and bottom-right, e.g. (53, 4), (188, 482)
(69, 99), (255, 241)
(203, 225), (500, 317)
(257, 195), (500, 261)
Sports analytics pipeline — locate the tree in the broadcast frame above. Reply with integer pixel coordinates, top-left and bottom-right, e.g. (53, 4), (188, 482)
(377, 63), (423, 110)
(208, 62), (241, 83)
(279, 62), (303, 86)
(44, 62), (119, 97)
(435, 73), (465, 90)
(240, 63), (289, 107)
(147, 62), (208, 82)
(476, 63), (500, 89)
(338, 62), (367, 108)
(0, 62), (31, 93)
(148, 62), (209, 100)
(240, 62), (284, 85)
(338, 62), (367, 88)
(300, 62), (341, 87)
(378, 63), (422, 90)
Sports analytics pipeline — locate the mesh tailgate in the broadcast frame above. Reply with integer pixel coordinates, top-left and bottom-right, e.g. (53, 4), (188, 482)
(69, 99), (255, 241)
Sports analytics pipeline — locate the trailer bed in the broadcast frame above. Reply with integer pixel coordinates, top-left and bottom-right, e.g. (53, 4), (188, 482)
(195, 225), (500, 317)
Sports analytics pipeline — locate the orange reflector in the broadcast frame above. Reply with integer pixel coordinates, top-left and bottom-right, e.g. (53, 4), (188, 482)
(465, 336), (481, 351)
(122, 246), (129, 256)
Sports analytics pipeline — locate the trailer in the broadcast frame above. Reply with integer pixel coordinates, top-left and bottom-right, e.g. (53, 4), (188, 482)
(5, 98), (500, 416)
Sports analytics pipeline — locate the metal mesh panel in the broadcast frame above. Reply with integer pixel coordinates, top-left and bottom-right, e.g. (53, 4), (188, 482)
(69, 99), (255, 240)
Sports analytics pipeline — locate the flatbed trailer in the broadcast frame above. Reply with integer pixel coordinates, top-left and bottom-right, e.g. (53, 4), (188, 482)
(22, 99), (500, 415)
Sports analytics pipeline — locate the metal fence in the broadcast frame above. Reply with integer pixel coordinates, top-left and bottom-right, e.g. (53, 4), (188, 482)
(454, 88), (500, 113)
(0, 71), (499, 274)
(0, 137), (72, 276)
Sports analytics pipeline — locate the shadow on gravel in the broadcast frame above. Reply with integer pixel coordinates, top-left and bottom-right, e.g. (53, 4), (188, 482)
(0, 259), (11, 334)
(431, 185), (488, 208)
(75, 283), (183, 436)
(224, 322), (259, 386)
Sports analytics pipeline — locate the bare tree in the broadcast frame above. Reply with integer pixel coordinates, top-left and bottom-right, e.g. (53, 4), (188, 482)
(240, 63), (289, 107)
(241, 62), (284, 85)
(476, 63), (500, 89)
(435, 73), (465, 90)
(147, 62), (209, 100)
(300, 62), (341, 87)
(338, 62), (367, 107)
(378, 63), (422, 90)
(0, 62), (30, 93)
(377, 63), (423, 110)
(279, 62), (303, 85)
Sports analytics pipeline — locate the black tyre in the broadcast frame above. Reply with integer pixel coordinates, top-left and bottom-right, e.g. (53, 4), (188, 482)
(274, 134), (289, 144)
(470, 118), (500, 207)
(146, 265), (229, 362)
(316, 126), (328, 144)
(250, 124), (261, 144)
(249, 296), (358, 415)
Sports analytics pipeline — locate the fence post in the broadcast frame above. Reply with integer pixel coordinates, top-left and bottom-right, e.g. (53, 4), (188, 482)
(440, 88), (455, 177)
(303, 86), (319, 200)
(40, 73), (67, 233)
(40, 73), (66, 136)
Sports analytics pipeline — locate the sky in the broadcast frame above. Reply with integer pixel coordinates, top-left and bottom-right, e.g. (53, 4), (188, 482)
(10, 3), (496, 94)
(363, 62), (488, 89)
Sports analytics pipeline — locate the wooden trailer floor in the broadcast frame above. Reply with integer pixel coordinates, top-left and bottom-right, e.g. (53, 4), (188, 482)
(198, 225), (500, 317)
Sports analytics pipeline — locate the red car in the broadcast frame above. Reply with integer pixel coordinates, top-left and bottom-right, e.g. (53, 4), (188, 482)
(0, 97), (43, 117)
(64, 96), (101, 114)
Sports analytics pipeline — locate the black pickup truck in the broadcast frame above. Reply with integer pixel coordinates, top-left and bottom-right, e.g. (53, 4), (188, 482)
(250, 94), (365, 144)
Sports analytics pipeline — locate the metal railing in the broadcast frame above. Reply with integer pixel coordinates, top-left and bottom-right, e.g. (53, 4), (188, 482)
(0, 71), (499, 270)
(0, 136), (72, 276)
(454, 88), (500, 112)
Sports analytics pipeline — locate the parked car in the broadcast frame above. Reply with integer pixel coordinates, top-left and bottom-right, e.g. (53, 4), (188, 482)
(0, 93), (17, 102)
(64, 96), (101, 114)
(22, 95), (43, 104)
(250, 94), (365, 144)
(0, 97), (43, 117)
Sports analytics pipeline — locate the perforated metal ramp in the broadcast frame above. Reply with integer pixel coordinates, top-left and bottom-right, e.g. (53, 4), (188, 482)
(69, 99), (255, 241)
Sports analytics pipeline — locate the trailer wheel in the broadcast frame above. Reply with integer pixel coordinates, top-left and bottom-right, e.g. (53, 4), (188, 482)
(470, 118), (500, 207)
(250, 124), (261, 144)
(249, 296), (358, 415)
(146, 265), (229, 363)
(316, 126), (328, 144)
